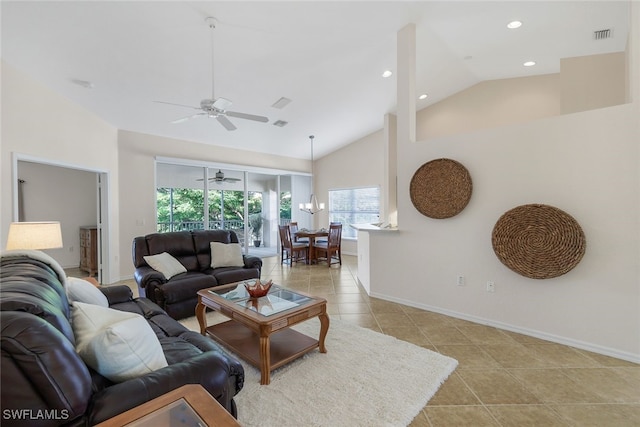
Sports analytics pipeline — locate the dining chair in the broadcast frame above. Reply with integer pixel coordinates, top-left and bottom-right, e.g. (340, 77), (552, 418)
(315, 223), (342, 267)
(278, 225), (308, 265)
(288, 222), (309, 243)
(315, 222), (341, 244)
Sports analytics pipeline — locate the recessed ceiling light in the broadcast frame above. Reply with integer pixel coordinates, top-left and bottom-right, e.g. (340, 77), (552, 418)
(418, 94), (428, 100)
(523, 61), (536, 67)
(507, 21), (523, 29)
(382, 70), (393, 78)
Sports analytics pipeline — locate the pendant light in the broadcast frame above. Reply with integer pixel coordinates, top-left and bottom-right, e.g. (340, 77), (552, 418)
(299, 135), (325, 214)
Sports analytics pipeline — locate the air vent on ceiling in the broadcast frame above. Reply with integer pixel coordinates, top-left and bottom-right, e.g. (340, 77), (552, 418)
(593, 29), (612, 40)
(273, 120), (288, 127)
(271, 97), (292, 109)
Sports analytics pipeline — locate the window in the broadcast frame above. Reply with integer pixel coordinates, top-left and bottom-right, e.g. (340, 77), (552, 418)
(329, 187), (380, 238)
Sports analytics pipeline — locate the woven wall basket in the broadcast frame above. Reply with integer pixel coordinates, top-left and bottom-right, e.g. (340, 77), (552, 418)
(492, 204), (586, 279)
(410, 158), (472, 219)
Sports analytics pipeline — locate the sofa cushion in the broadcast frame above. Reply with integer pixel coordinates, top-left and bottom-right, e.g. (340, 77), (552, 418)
(160, 273), (217, 304)
(193, 229), (234, 270)
(210, 242), (244, 269)
(1, 311), (93, 423)
(0, 262), (75, 344)
(211, 267), (262, 285)
(72, 302), (168, 382)
(145, 232), (199, 271)
(67, 277), (109, 307)
(143, 252), (187, 280)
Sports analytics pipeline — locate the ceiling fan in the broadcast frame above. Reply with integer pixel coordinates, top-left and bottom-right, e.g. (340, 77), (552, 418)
(155, 17), (268, 131)
(197, 169), (241, 184)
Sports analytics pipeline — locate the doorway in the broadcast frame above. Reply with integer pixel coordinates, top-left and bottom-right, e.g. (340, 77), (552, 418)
(13, 155), (111, 283)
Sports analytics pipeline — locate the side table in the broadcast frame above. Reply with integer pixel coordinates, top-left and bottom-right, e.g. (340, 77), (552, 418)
(94, 384), (240, 427)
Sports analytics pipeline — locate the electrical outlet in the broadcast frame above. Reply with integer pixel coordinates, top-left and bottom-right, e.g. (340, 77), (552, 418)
(486, 281), (495, 292)
(457, 275), (465, 286)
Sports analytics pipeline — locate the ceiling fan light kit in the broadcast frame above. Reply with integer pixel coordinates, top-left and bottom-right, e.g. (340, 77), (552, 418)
(195, 169), (241, 184)
(213, 169), (241, 184)
(156, 17), (269, 131)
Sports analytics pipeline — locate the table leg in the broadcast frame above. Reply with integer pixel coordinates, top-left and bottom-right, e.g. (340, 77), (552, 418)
(318, 312), (330, 353)
(195, 300), (207, 335)
(308, 237), (316, 264)
(259, 332), (271, 385)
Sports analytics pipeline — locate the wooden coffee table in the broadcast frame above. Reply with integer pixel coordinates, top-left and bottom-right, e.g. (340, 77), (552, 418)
(196, 282), (330, 385)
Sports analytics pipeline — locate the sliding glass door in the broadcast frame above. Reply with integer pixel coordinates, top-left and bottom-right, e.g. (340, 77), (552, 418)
(156, 164), (205, 232)
(156, 162), (279, 256)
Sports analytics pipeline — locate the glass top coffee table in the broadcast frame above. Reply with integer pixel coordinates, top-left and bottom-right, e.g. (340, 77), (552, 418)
(196, 281), (330, 385)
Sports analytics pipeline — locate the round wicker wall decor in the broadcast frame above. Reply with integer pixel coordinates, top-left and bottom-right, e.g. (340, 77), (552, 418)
(410, 158), (472, 219)
(492, 204), (586, 279)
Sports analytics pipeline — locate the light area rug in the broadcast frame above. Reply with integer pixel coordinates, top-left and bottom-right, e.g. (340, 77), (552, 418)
(181, 313), (458, 427)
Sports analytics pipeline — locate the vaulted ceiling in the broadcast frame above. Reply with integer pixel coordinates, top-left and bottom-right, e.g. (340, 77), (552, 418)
(1, 1), (630, 159)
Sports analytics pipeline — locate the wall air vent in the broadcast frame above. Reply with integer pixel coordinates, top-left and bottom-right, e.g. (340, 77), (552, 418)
(593, 29), (612, 40)
(273, 120), (288, 127)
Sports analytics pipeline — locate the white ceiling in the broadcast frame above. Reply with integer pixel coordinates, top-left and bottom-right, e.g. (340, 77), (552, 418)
(1, 1), (630, 159)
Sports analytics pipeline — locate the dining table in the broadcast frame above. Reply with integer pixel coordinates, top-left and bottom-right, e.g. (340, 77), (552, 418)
(294, 229), (329, 264)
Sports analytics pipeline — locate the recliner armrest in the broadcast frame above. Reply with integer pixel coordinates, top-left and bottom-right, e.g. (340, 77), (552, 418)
(243, 255), (262, 271)
(134, 266), (166, 289)
(100, 285), (133, 305)
(87, 352), (243, 424)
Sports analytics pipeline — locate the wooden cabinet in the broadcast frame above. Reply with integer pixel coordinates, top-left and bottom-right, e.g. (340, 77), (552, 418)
(79, 226), (98, 276)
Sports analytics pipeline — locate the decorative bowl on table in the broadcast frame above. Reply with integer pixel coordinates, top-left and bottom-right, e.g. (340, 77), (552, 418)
(244, 279), (273, 299)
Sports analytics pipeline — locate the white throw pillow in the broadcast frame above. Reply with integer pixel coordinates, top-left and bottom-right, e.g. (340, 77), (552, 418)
(210, 242), (244, 269)
(72, 302), (168, 383)
(143, 252), (186, 279)
(66, 277), (109, 307)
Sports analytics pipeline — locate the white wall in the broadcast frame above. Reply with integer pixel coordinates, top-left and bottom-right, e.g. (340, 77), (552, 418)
(417, 73), (561, 140)
(561, 52), (627, 114)
(365, 8), (640, 361)
(315, 129), (385, 255)
(1, 61), (120, 283)
(371, 103), (639, 361)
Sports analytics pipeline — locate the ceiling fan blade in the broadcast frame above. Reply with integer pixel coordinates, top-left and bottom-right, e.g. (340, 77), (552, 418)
(154, 100), (201, 110)
(217, 115), (237, 131)
(171, 113), (206, 124)
(224, 177), (242, 182)
(226, 111), (269, 123)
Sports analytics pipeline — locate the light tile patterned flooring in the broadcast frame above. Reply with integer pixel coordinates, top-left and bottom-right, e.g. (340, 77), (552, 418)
(106, 255), (640, 426)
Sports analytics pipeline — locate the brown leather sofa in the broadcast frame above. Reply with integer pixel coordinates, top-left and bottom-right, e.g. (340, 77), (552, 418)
(133, 229), (262, 320)
(0, 252), (244, 426)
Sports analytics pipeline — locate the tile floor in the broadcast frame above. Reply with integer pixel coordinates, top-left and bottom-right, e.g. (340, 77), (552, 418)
(99, 255), (640, 426)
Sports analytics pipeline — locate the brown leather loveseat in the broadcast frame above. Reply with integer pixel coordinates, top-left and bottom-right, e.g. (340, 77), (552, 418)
(0, 251), (244, 426)
(133, 229), (262, 320)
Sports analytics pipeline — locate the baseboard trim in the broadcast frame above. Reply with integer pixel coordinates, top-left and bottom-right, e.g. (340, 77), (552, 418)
(369, 291), (640, 364)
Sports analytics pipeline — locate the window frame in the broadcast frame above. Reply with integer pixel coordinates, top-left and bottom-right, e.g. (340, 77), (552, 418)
(328, 186), (381, 239)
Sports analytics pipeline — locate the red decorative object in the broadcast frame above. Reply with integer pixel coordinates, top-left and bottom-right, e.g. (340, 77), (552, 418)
(244, 279), (273, 298)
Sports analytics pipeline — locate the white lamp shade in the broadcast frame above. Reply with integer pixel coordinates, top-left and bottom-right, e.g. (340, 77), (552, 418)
(6, 222), (63, 250)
